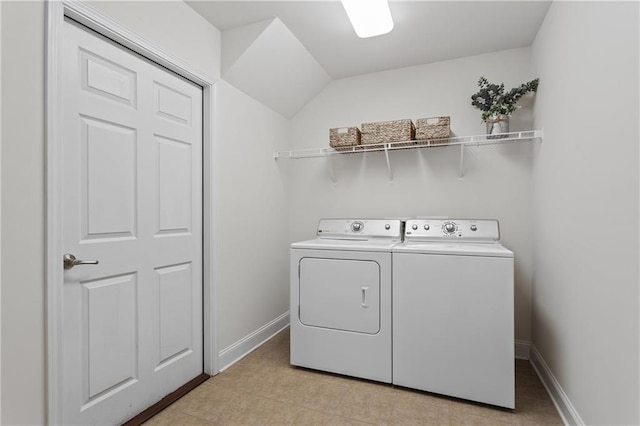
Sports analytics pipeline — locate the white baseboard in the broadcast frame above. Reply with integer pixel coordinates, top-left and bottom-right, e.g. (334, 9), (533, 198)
(515, 339), (531, 360)
(218, 324), (532, 369)
(530, 345), (584, 426)
(218, 311), (290, 372)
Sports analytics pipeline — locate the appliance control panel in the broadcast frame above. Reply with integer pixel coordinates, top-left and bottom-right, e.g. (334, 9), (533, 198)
(404, 219), (500, 242)
(317, 219), (403, 240)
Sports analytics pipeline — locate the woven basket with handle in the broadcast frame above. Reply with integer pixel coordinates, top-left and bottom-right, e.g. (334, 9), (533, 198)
(415, 116), (450, 145)
(329, 127), (361, 152)
(361, 119), (416, 148)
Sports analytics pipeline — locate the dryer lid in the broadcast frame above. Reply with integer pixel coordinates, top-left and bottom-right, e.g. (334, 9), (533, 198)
(291, 238), (399, 251)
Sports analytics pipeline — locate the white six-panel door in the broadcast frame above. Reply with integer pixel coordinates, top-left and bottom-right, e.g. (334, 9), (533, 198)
(61, 18), (203, 425)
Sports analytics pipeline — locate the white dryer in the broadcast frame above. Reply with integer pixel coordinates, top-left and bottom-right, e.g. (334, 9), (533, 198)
(392, 219), (515, 408)
(290, 218), (403, 383)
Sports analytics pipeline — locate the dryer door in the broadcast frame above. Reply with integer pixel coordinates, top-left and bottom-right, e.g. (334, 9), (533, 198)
(299, 258), (380, 334)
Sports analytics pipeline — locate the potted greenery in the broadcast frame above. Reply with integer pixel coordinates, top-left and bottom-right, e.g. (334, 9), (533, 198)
(471, 76), (539, 137)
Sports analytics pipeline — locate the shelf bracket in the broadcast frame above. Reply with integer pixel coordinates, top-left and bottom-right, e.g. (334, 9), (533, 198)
(458, 143), (465, 178)
(384, 144), (393, 181)
(326, 155), (336, 182)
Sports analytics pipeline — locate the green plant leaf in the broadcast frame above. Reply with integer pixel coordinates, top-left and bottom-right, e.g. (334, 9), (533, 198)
(471, 77), (539, 121)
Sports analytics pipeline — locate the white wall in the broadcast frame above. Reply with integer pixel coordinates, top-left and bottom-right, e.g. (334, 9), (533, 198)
(289, 47), (537, 342)
(214, 81), (290, 350)
(222, 18), (331, 118)
(1, 3), (46, 424)
(0, 1), (3, 421)
(0, 1), (221, 424)
(87, 0), (221, 80)
(531, 2), (639, 424)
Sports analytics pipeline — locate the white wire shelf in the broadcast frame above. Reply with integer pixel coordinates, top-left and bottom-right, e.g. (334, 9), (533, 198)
(274, 129), (543, 180)
(274, 130), (543, 160)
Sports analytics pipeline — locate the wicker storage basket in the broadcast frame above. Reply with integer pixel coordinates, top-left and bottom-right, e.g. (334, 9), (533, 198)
(329, 127), (361, 152)
(415, 116), (450, 145)
(361, 119), (416, 148)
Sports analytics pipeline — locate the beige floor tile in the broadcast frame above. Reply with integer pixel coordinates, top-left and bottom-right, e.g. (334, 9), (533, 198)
(286, 366), (356, 387)
(390, 391), (451, 425)
(168, 382), (231, 417)
(512, 412), (565, 426)
(282, 365), (324, 379)
(393, 387), (452, 409)
(208, 363), (274, 394)
(446, 399), (521, 426)
(267, 328), (290, 345)
(222, 394), (285, 426)
(147, 328), (563, 426)
(333, 381), (397, 424)
(236, 348), (290, 370)
(171, 383), (257, 423)
(265, 405), (335, 425)
(326, 415), (375, 426)
(345, 377), (397, 395)
(516, 388), (553, 405)
(289, 375), (350, 412)
(144, 409), (216, 426)
(521, 374), (543, 384)
(515, 360), (538, 376)
(514, 395), (560, 417)
(259, 339), (290, 354)
(251, 369), (309, 404)
(450, 411), (513, 426)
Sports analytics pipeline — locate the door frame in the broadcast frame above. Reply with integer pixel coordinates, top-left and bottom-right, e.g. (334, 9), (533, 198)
(45, 1), (219, 423)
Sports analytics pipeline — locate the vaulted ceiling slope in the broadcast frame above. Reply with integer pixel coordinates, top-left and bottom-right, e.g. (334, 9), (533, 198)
(186, 1), (551, 117)
(220, 17), (331, 118)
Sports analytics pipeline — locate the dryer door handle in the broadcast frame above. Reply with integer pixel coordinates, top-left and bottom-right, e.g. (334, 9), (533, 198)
(361, 287), (369, 308)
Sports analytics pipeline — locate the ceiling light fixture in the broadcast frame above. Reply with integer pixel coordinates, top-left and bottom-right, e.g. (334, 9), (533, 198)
(341, 0), (394, 39)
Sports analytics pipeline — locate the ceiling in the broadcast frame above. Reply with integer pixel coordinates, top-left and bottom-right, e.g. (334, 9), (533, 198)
(186, 0), (552, 79)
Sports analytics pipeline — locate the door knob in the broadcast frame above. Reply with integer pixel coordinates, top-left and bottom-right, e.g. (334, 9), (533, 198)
(63, 253), (99, 270)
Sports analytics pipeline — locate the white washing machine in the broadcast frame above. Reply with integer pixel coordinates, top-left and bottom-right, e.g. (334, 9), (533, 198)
(392, 219), (515, 408)
(290, 218), (403, 383)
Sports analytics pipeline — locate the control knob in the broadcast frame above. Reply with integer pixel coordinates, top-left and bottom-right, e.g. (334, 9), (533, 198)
(424, 224), (430, 231)
(443, 222), (456, 234)
(385, 224), (390, 230)
(351, 221), (363, 232)
(470, 224), (477, 231)
(412, 224), (418, 230)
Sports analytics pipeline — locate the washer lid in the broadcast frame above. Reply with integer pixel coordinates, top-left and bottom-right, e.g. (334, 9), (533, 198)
(393, 242), (513, 258)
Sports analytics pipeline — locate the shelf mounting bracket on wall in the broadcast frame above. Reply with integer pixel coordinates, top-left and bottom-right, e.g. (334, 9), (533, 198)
(383, 143), (393, 181)
(458, 144), (465, 178)
(326, 155), (336, 182)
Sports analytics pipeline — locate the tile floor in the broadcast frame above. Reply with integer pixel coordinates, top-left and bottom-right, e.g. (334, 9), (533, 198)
(146, 328), (563, 425)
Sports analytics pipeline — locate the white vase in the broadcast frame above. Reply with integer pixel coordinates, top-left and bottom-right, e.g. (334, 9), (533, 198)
(485, 114), (509, 139)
